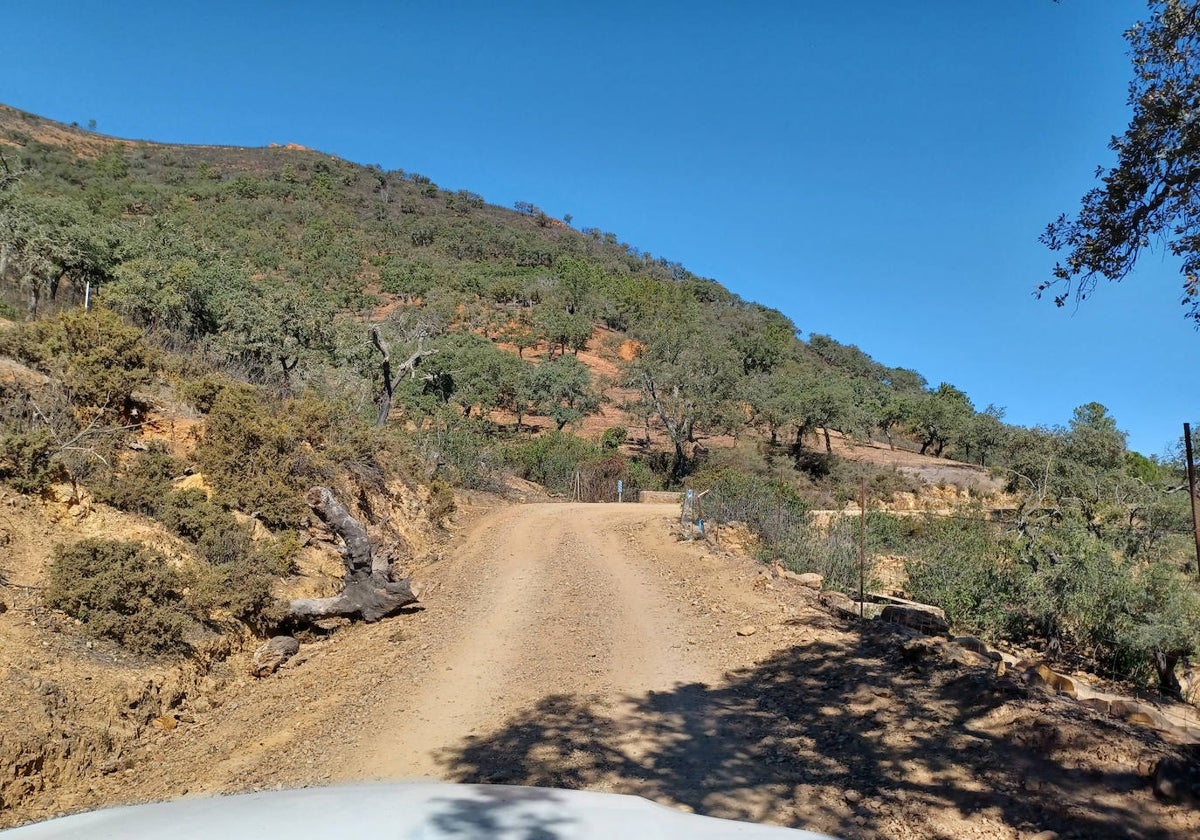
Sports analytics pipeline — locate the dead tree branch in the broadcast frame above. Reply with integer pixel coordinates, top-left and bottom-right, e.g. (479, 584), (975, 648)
(286, 486), (421, 623)
(372, 325), (436, 427)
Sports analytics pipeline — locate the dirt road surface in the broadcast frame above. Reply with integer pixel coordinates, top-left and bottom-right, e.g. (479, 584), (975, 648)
(341, 502), (726, 782)
(8, 499), (1200, 839)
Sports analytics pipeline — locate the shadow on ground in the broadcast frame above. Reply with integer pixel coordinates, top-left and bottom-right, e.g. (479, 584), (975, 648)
(436, 623), (1196, 840)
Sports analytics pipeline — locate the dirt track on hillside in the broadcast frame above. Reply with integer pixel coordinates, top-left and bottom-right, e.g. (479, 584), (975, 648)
(7, 500), (1200, 839)
(339, 502), (727, 782)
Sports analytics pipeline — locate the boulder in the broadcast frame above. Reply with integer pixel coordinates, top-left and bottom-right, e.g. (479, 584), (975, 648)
(1026, 663), (1077, 698)
(819, 590), (859, 618)
(781, 571), (824, 589)
(879, 604), (949, 635)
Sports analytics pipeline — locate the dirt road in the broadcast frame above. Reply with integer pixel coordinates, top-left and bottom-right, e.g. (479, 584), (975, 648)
(9, 499), (1200, 839)
(341, 502), (726, 781)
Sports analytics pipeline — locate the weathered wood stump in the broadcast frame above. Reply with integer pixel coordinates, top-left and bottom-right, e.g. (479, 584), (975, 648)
(286, 486), (421, 623)
(251, 635), (300, 676)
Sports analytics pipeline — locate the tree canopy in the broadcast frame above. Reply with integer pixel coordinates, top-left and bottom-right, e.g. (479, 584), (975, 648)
(1041, 0), (1200, 323)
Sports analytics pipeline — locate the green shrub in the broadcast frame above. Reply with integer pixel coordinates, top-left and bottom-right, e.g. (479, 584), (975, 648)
(600, 426), (628, 451)
(411, 415), (501, 490)
(504, 431), (600, 494)
(178, 374), (229, 413)
(426, 477), (456, 521)
(0, 308), (155, 419)
(903, 515), (1025, 640)
(625, 458), (660, 492)
(0, 426), (63, 493)
(184, 557), (279, 630)
(689, 466), (809, 546)
(778, 515), (867, 593)
(194, 386), (320, 527)
(92, 443), (179, 515)
(46, 539), (192, 655)
(156, 489), (294, 627)
(158, 489), (230, 541)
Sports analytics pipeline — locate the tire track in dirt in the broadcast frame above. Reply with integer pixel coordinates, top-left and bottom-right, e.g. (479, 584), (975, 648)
(341, 502), (722, 781)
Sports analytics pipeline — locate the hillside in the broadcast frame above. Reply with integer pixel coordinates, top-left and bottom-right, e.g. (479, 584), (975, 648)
(1, 103), (1199, 835)
(5, 499), (1200, 838)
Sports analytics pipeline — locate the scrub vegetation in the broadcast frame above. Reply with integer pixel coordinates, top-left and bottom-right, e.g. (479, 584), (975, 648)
(0, 103), (1197, 692)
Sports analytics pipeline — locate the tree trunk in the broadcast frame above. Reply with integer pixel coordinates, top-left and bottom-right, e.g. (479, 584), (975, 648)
(279, 355), (298, 385)
(372, 326), (435, 428)
(670, 439), (686, 481)
(1154, 649), (1183, 697)
(373, 326), (394, 427)
(286, 486), (421, 624)
(822, 425), (832, 454)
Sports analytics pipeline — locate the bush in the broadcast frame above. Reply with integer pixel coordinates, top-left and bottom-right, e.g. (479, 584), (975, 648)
(504, 431), (600, 494)
(194, 386), (323, 527)
(0, 308), (155, 419)
(411, 415), (501, 490)
(689, 466), (809, 546)
(184, 556), (281, 631)
(600, 426), (628, 451)
(625, 458), (660, 492)
(156, 488), (294, 627)
(778, 515), (866, 593)
(426, 478), (456, 521)
(903, 515), (1025, 640)
(0, 380), (122, 492)
(178, 374), (228, 413)
(92, 443), (178, 515)
(158, 489), (247, 555)
(46, 539), (193, 655)
(0, 426), (63, 493)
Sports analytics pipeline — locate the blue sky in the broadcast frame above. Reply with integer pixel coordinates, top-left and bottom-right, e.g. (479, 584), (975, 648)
(1, 1), (1193, 456)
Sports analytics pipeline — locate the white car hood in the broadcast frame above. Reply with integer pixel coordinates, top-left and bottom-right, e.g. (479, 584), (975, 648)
(1, 782), (839, 839)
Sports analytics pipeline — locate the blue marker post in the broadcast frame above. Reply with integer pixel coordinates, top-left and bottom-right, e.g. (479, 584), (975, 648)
(617, 479), (624, 503)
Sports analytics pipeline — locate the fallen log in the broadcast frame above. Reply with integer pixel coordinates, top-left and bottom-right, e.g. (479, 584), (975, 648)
(286, 486), (421, 623)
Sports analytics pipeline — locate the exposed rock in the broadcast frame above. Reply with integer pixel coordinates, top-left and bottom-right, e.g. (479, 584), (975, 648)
(714, 522), (758, 555)
(819, 590), (858, 618)
(736, 625), (758, 637)
(780, 571), (824, 589)
(953, 635), (990, 656)
(251, 636), (300, 677)
(900, 637), (939, 663)
(944, 644), (990, 667)
(1025, 663), (1077, 698)
(879, 604), (949, 635)
(173, 472), (214, 497)
(852, 602), (884, 620)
